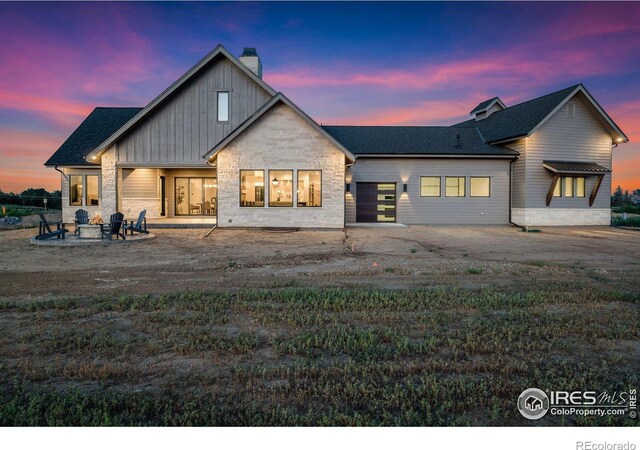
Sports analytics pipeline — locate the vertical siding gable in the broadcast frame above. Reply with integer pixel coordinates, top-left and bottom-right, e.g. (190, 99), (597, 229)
(525, 96), (612, 209)
(116, 56), (272, 164)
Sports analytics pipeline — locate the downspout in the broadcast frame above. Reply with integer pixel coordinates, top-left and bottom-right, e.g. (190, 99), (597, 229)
(508, 158), (524, 229)
(54, 166), (66, 222)
(206, 157), (218, 229)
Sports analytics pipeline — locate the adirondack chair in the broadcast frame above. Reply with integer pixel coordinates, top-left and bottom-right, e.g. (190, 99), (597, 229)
(124, 210), (148, 236)
(35, 213), (68, 240)
(74, 209), (89, 234)
(101, 212), (126, 240)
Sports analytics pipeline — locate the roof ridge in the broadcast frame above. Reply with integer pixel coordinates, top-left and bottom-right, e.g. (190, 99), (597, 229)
(94, 106), (144, 110)
(496, 83), (581, 111)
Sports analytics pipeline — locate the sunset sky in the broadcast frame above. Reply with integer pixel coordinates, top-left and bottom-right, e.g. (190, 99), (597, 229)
(1, 1), (639, 194)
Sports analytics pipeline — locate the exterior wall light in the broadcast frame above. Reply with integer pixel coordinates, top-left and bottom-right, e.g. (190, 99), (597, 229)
(346, 183), (351, 192)
(403, 183), (408, 193)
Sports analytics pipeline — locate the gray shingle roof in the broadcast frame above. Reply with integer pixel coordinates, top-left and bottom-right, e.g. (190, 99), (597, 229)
(454, 84), (581, 143)
(542, 160), (611, 174)
(44, 107), (142, 166)
(322, 126), (518, 156)
(470, 97), (501, 114)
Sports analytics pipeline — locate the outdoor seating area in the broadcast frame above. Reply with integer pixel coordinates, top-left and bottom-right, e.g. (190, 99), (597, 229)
(31, 209), (154, 246)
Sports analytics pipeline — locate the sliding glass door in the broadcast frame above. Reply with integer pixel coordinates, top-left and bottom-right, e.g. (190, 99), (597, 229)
(175, 177), (217, 216)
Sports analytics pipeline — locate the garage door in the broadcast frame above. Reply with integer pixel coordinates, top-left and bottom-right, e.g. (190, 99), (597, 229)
(355, 183), (396, 223)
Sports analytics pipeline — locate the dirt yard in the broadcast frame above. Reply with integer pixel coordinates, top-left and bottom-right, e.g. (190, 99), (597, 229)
(1, 225), (638, 426)
(1, 225), (639, 299)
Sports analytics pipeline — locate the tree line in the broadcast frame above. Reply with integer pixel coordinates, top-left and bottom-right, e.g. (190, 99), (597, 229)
(611, 186), (640, 209)
(0, 188), (62, 210)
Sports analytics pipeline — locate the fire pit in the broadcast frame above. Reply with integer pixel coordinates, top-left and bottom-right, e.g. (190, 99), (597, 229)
(78, 224), (103, 239)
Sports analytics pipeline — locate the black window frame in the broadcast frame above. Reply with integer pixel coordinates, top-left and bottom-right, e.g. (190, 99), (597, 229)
(217, 91), (230, 122)
(445, 176), (466, 198)
(419, 176), (441, 197)
(239, 169), (265, 208)
(296, 170), (323, 207)
(469, 176), (491, 198)
(268, 169), (294, 207)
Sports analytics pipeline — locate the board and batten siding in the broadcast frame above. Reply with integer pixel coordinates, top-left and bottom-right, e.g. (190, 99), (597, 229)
(524, 96), (612, 209)
(116, 56), (272, 164)
(347, 158), (511, 225)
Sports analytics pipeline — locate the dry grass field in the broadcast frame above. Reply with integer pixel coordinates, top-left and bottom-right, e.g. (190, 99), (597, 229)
(0, 225), (638, 425)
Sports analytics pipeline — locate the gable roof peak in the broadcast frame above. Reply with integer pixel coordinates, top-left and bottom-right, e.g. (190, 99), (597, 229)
(85, 43), (276, 160)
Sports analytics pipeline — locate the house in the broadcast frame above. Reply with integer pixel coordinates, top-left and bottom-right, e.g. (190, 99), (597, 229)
(45, 45), (628, 228)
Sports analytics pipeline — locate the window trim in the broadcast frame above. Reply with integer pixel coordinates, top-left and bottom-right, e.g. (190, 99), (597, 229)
(576, 177), (586, 198)
(296, 170), (323, 207)
(239, 169), (265, 208)
(445, 176), (466, 197)
(217, 91), (230, 122)
(564, 176), (574, 198)
(469, 176), (491, 198)
(553, 178), (562, 197)
(268, 169), (294, 208)
(85, 174), (101, 207)
(69, 174), (101, 207)
(420, 176), (441, 197)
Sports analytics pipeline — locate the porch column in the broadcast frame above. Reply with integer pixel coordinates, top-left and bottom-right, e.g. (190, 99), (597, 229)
(101, 147), (118, 217)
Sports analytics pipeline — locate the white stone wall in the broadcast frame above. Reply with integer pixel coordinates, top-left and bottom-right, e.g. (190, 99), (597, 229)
(121, 198), (161, 219)
(216, 103), (346, 228)
(511, 208), (611, 226)
(101, 147), (118, 217)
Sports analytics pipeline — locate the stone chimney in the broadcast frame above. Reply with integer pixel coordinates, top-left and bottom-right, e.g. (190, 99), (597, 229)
(239, 47), (263, 79)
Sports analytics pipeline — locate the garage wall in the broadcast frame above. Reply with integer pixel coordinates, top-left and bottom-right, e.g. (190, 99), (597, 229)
(347, 158), (511, 225)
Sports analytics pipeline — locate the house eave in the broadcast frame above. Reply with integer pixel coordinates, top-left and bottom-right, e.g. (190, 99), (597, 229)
(354, 153), (518, 159)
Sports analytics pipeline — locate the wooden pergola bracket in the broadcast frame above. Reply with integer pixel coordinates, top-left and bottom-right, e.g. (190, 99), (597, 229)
(589, 174), (604, 207)
(546, 174), (560, 206)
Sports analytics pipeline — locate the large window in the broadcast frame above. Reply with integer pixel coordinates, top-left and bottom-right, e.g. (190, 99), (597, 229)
(420, 177), (441, 197)
(576, 177), (586, 198)
(175, 177), (217, 215)
(69, 174), (100, 206)
(217, 92), (229, 122)
(269, 170), (293, 207)
(70, 175), (83, 206)
(240, 170), (264, 207)
(445, 177), (465, 197)
(297, 170), (322, 207)
(470, 177), (490, 197)
(86, 175), (100, 206)
(564, 176), (574, 197)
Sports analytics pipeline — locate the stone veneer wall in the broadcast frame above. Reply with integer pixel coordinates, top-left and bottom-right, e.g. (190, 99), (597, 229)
(511, 208), (611, 226)
(101, 147), (118, 218)
(216, 103), (346, 228)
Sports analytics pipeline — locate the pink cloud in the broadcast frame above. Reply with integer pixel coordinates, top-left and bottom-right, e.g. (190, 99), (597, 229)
(0, 129), (63, 192)
(0, 91), (93, 127)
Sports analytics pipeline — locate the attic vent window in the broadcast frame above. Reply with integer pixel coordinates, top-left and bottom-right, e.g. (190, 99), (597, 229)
(567, 102), (575, 118)
(217, 92), (229, 122)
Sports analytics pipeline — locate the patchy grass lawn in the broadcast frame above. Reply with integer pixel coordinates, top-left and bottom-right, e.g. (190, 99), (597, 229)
(1, 287), (638, 426)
